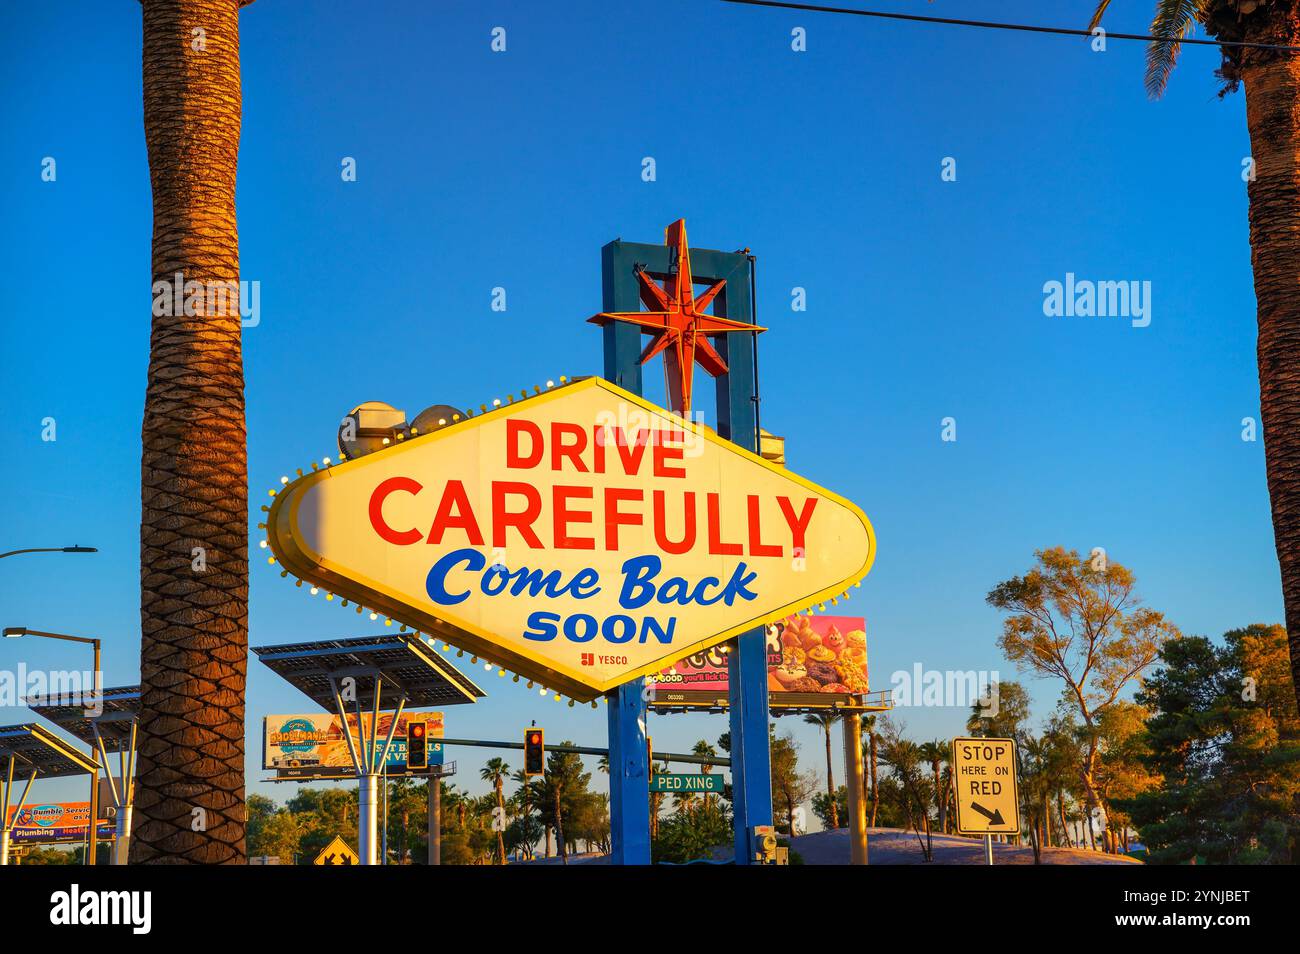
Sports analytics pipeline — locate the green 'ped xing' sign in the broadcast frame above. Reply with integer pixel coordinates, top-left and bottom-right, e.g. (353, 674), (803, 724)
(650, 773), (724, 794)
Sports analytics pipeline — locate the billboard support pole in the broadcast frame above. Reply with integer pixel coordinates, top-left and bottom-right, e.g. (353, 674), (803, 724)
(601, 239), (653, 865)
(843, 711), (868, 864)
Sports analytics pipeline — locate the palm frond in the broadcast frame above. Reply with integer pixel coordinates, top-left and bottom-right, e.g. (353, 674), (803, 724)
(1145, 0), (1209, 98)
(1087, 0), (1113, 33)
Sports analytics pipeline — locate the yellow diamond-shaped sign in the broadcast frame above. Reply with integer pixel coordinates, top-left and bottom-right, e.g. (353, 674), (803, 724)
(267, 377), (875, 700)
(313, 835), (358, 866)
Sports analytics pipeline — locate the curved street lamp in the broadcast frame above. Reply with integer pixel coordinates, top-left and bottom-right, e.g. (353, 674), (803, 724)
(0, 546), (98, 560)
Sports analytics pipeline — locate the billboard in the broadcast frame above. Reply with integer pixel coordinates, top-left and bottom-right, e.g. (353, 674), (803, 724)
(265, 377), (876, 700)
(263, 712), (444, 776)
(649, 615), (868, 700)
(6, 802), (114, 843)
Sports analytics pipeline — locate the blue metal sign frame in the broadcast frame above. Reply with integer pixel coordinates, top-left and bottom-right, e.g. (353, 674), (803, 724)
(599, 234), (772, 865)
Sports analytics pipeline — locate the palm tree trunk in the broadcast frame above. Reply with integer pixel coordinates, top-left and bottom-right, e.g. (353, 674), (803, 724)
(932, 762), (945, 833)
(823, 727), (838, 828)
(554, 784), (566, 865)
(1242, 28), (1300, 715)
(868, 734), (879, 827)
(133, 0), (252, 865)
(495, 780), (506, 865)
(1057, 792), (1070, 848)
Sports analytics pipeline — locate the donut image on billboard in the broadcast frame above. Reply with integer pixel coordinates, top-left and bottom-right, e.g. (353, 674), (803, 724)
(649, 614), (867, 699)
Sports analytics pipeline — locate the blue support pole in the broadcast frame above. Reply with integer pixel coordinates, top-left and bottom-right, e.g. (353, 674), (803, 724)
(712, 262), (775, 865)
(607, 678), (651, 864)
(602, 239), (651, 865)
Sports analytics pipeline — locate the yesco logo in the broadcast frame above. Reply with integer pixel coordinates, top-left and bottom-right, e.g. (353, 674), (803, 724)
(50, 885), (151, 935)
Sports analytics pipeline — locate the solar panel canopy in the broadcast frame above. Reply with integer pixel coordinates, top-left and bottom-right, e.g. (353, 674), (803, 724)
(251, 634), (483, 710)
(0, 724), (97, 777)
(26, 685), (140, 749)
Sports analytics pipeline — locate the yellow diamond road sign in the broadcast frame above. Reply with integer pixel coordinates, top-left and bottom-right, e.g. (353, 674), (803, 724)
(951, 737), (1020, 835)
(267, 377), (876, 701)
(313, 835), (358, 866)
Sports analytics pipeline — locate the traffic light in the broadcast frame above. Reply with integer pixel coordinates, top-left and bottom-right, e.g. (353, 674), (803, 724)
(407, 718), (428, 770)
(524, 728), (545, 776)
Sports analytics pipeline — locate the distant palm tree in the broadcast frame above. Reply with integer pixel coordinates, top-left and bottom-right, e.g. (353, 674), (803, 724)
(804, 712), (842, 828)
(649, 759), (669, 840)
(443, 788), (466, 830)
(480, 758), (510, 864)
(692, 740), (717, 809)
(674, 791), (699, 817)
(596, 755), (609, 774)
(917, 740), (950, 833)
(133, 0), (257, 866)
(1090, 0), (1300, 715)
(860, 716), (880, 826)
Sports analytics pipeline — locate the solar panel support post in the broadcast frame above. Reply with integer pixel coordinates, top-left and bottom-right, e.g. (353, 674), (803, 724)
(0, 761), (37, 867)
(0, 756), (12, 866)
(114, 720), (138, 866)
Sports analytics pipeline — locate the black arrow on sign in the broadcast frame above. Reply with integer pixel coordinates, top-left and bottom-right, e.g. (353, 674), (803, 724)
(970, 801), (1005, 826)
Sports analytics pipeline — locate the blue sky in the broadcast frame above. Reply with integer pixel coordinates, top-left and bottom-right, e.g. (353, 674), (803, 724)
(0, 0), (1278, 814)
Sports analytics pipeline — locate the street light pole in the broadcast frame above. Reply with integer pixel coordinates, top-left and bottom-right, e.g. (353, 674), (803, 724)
(2, 627), (103, 865)
(0, 546), (98, 560)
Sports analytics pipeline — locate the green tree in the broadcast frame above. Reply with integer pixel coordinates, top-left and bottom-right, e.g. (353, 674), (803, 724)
(652, 799), (733, 864)
(692, 740), (718, 811)
(1121, 625), (1300, 863)
(987, 548), (1178, 829)
(480, 757), (510, 864)
(533, 744), (594, 863)
(965, 680), (1032, 740)
(770, 731), (817, 836)
(803, 712), (842, 828)
(917, 740), (950, 832)
(811, 786), (849, 831)
(880, 731), (934, 861)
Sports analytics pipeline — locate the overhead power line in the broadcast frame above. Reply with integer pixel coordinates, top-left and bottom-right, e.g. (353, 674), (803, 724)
(719, 0), (1300, 53)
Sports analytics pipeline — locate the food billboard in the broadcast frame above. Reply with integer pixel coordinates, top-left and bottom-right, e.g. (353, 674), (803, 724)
(649, 614), (868, 701)
(6, 802), (114, 843)
(263, 711), (444, 777)
(264, 376), (876, 701)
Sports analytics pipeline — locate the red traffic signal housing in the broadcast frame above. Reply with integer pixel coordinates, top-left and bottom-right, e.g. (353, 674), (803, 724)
(524, 728), (545, 776)
(407, 717), (428, 770)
